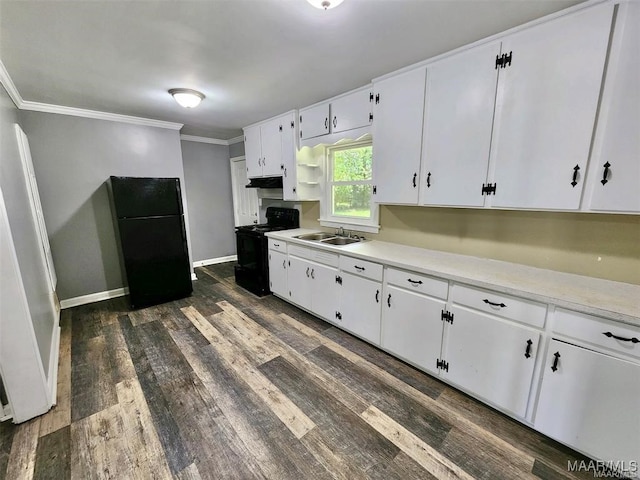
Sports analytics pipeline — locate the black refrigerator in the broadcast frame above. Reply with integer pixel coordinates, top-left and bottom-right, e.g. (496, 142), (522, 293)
(107, 176), (192, 309)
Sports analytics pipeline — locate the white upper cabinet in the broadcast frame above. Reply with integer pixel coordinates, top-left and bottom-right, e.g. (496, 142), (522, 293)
(372, 67), (427, 204)
(489, 4), (614, 210)
(585, 3), (640, 213)
(299, 103), (330, 140)
(244, 124), (263, 178)
(244, 112), (297, 179)
(331, 88), (373, 134)
(420, 42), (500, 207)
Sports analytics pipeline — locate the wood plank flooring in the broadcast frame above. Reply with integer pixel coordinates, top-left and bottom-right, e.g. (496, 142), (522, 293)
(0, 262), (609, 479)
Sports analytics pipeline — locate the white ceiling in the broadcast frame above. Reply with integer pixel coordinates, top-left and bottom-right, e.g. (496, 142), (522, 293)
(0, 0), (584, 140)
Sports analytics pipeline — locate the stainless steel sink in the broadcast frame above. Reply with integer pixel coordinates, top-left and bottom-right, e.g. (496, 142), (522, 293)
(295, 232), (335, 241)
(320, 237), (360, 245)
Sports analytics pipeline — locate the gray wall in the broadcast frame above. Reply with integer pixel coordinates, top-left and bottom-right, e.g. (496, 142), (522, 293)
(0, 85), (55, 372)
(229, 140), (245, 158)
(19, 111), (192, 301)
(181, 140), (236, 262)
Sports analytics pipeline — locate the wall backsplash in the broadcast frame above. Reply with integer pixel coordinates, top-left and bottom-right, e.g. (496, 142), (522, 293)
(300, 202), (640, 285)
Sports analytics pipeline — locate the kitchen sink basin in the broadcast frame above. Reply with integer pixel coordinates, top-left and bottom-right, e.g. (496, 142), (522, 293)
(295, 232), (335, 241)
(320, 237), (361, 245)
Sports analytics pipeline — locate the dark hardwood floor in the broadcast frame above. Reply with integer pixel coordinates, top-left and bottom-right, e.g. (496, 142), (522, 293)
(0, 262), (607, 479)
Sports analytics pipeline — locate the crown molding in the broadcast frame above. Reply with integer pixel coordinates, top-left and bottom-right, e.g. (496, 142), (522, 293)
(0, 60), (24, 108)
(180, 134), (228, 145)
(227, 135), (244, 145)
(19, 101), (183, 130)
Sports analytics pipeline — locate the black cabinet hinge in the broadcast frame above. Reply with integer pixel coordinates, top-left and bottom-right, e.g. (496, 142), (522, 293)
(292, 187), (296, 194)
(481, 183), (497, 195)
(279, 125), (283, 132)
(375, 93), (380, 104)
(335, 275), (342, 285)
(441, 310), (454, 324)
(369, 92), (374, 102)
(335, 311), (342, 320)
(300, 115), (302, 123)
(291, 120), (295, 128)
(373, 185), (377, 195)
(369, 113), (373, 122)
(436, 359), (449, 372)
(495, 51), (513, 69)
(300, 130), (303, 138)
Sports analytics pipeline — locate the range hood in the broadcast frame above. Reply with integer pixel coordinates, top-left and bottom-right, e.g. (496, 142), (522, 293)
(245, 176), (283, 189)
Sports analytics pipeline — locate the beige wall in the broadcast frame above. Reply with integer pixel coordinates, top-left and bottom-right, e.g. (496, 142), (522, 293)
(300, 202), (640, 285)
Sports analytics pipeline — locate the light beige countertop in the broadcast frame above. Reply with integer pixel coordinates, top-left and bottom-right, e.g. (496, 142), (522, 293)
(267, 228), (640, 327)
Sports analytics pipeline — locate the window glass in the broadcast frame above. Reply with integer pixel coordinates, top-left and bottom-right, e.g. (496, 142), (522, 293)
(330, 145), (373, 219)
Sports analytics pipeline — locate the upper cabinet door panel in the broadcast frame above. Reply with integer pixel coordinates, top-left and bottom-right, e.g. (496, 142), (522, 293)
(420, 42), (500, 207)
(587, 3), (640, 213)
(300, 103), (330, 140)
(331, 88), (372, 134)
(490, 4), (613, 210)
(244, 125), (263, 178)
(372, 68), (427, 204)
(260, 117), (284, 177)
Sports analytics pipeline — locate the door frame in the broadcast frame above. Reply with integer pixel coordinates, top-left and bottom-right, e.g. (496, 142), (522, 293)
(229, 155), (259, 226)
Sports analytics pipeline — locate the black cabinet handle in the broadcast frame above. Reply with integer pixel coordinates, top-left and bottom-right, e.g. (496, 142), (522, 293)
(375, 290), (379, 303)
(427, 172), (431, 188)
(354, 265), (365, 272)
(601, 162), (611, 186)
(310, 268), (315, 279)
(333, 116), (337, 128)
(571, 164), (580, 187)
(273, 243), (279, 247)
(282, 260), (286, 269)
(335, 311), (342, 320)
(306, 267), (310, 278)
(524, 339), (533, 359)
(325, 117), (328, 129)
(483, 299), (506, 308)
(412, 173), (417, 188)
(284, 167), (287, 177)
(407, 278), (423, 285)
(603, 332), (639, 343)
(280, 164), (284, 171)
(387, 293), (391, 307)
(551, 352), (561, 372)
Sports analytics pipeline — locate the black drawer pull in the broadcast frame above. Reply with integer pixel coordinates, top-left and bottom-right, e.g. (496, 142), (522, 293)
(306, 267), (310, 278)
(407, 278), (423, 285)
(483, 299), (506, 308)
(524, 339), (533, 359)
(310, 268), (315, 279)
(354, 265), (365, 272)
(375, 290), (379, 303)
(387, 293), (391, 308)
(551, 352), (560, 372)
(412, 172), (417, 188)
(273, 243), (280, 247)
(603, 332), (639, 343)
(601, 162), (611, 185)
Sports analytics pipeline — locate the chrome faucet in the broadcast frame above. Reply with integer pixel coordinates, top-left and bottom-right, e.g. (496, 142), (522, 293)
(336, 226), (345, 237)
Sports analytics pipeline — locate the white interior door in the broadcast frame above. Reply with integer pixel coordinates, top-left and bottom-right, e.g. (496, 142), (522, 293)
(14, 125), (57, 292)
(230, 157), (259, 226)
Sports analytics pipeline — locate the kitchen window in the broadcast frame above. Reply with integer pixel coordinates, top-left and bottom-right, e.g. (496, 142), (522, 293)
(320, 141), (379, 233)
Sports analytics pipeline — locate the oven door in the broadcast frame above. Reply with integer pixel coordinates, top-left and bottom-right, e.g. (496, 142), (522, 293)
(236, 230), (263, 270)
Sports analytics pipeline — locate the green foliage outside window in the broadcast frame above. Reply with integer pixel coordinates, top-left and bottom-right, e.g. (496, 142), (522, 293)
(331, 145), (373, 218)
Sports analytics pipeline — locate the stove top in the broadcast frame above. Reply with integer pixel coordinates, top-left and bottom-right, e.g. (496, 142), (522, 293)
(235, 207), (299, 236)
(236, 223), (290, 233)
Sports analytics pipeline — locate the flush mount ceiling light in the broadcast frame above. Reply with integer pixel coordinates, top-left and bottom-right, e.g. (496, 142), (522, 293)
(169, 88), (205, 108)
(307, 0), (344, 10)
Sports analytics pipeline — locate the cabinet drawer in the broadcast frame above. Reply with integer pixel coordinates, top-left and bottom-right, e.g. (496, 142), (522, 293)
(339, 256), (383, 281)
(385, 267), (448, 299)
(452, 284), (547, 329)
(268, 238), (287, 253)
(289, 244), (339, 267)
(554, 309), (640, 360)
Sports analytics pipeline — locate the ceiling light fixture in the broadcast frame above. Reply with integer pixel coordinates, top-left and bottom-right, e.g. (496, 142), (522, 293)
(307, 0), (344, 10)
(169, 88), (205, 108)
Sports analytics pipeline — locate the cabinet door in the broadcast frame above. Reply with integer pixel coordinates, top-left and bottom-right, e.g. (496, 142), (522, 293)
(331, 89), (372, 134)
(260, 117), (284, 177)
(444, 306), (539, 417)
(535, 340), (640, 465)
(587, 3), (640, 213)
(244, 125), (263, 178)
(420, 42), (500, 207)
(309, 262), (339, 323)
(287, 256), (312, 310)
(381, 285), (445, 374)
(300, 103), (330, 140)
(268, 250), (288, 298)
(281, 113), (298, 201)
(339, 273), (382, 345)
(490, 4), (613, 210)
(372, 68), (426, 204)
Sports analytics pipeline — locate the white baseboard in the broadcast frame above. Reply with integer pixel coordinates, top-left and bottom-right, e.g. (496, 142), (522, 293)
(59, 287), (129, 309)
(191, 272), (198, 281)
(193, 255), (237, 268)
(47, 324), (61, 406)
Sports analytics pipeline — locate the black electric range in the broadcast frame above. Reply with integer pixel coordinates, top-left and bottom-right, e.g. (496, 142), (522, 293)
(234, 207), (299, 296)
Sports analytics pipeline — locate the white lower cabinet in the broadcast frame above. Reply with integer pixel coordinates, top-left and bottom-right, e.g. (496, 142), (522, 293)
(381, 285), (446, 375)
(535, 340), (640, 468)
(268, 250), (288, 298)
(443, 305), (540, 418)
(287, 254), (338, 322)
(338, 272), (382, 344)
